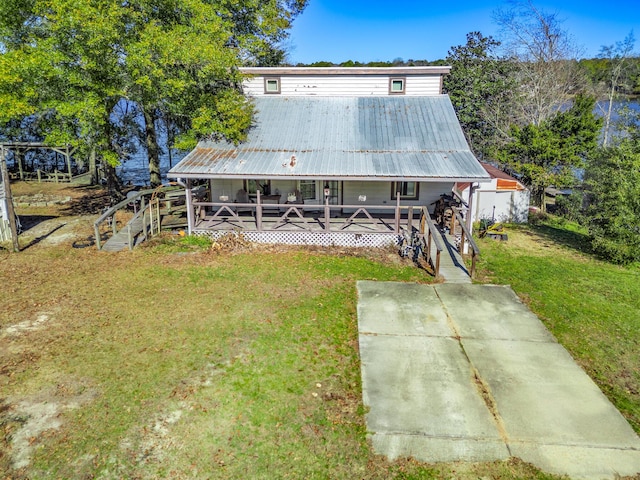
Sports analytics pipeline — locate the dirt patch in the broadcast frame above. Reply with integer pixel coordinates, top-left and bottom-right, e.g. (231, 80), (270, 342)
(2, 312), (54, 337)
(1, 379), (99, 473)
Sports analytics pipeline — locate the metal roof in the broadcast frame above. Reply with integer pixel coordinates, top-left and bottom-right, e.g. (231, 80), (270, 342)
(168, 95), (490, 182)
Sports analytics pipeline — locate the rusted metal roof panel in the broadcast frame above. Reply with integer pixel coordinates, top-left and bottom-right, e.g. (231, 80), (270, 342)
(169, 96), (490, 182)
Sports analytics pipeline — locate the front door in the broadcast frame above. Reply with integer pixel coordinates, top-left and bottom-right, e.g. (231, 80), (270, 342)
(324, 180), (342, 205)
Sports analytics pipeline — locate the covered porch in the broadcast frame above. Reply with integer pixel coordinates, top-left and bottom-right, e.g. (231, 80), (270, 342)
(189, 190), (426, 247)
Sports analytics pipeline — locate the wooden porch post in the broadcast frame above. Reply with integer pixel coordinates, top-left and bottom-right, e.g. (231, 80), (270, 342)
(408, 206), (413, 232)
(394, 193), (401, 234)
(324, 196), (330, 231)
(185, 179), (194, 235)
(1, 147), (20, 252)
(256, 191), (263, 231)
(17, 148), (24, 181)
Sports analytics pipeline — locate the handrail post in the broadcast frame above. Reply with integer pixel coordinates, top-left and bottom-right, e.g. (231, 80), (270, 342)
(127, 224), (133, 250)
(142, 208), (147, 241)
(112, 214), (118, 235)
(95, 224), (101, 250)
(449, 209), (455, 236)
(471, 251), (477, 279)
(156, 199), (161, 234)
(256, 191), (262, 231)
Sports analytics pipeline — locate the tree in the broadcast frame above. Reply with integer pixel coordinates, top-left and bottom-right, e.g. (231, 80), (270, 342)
(444, 31), (516, 158)
(585, 141), (640, 264)
(494, 0), (582, 126)
(0, 0), (308, 188)
(597, 32), (636, 147)
(496, 94), (602, 210)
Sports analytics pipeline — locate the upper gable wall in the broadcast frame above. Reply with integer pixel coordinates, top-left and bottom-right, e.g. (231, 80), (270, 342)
(240, 67), (451, 97)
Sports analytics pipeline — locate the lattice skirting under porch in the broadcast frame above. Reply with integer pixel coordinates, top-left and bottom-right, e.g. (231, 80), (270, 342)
(193, 229), (399, 248)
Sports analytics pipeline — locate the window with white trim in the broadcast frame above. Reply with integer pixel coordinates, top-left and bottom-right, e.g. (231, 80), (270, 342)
(389, 77), (405, 94)
(391, 182), (419, 200)
(297, 180), (317, 200)
(264, 77), (281, 94)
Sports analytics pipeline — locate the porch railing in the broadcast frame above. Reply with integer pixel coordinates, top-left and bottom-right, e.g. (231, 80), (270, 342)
(193, 192), (418, 235)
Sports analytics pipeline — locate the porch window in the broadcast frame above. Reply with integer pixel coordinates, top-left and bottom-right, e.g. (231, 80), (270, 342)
(391, 182), (419, 200)
(298, 180), (317, 200)
(244, 179), (271, 196)
(264, 77), (281, 94)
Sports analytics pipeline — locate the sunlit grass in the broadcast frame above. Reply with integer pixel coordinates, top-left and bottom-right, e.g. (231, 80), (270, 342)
(0, 240), (566, 479)
(477, 218), (640, 433)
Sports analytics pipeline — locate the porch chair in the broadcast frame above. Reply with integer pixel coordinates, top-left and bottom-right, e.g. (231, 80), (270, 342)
(234, 189), (254, 216)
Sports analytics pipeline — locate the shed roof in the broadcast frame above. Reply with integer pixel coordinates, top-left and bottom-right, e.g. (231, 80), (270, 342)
(168, 95), (490, 182)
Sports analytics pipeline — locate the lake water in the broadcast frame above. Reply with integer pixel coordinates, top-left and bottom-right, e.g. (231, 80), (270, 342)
(116, 148), (187, 186)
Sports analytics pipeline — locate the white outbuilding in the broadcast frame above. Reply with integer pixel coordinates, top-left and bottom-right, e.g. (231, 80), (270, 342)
(456, 163), (530, 224)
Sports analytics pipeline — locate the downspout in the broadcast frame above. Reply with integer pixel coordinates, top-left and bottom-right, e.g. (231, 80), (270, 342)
(176, 178), (194, 235)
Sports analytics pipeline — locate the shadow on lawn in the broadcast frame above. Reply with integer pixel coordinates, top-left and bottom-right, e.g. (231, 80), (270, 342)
(527, 221), (593, 254)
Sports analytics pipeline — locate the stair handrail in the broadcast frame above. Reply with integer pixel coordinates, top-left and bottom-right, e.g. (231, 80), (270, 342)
(94, 188), (155, 250)
(453, 210), (480, 279)
(419, 207), (444, 279)
(94, 185), (181, 248)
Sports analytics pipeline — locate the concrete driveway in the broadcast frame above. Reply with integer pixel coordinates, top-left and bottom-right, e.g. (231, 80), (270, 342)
(357, 281), (640, 479)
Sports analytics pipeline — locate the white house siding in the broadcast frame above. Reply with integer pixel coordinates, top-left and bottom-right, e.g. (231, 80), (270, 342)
(460, 181), (530, 223)
(242, 75), (442, 97)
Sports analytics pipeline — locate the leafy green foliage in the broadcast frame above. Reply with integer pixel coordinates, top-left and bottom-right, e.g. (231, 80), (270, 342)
(496, 94), (602, 209)
(0, 0), (307, 186)
(585, 141), (640, 264)
(444, 31), (516, 157)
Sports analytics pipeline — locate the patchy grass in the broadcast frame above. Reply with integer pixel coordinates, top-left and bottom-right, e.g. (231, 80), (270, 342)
(0, 183), (570, 478)
(476, 219), (640, 434)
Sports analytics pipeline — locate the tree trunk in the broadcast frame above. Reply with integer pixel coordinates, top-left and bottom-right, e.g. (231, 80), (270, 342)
(104, 163), (123, 202)
(533, 185), (547, 213)
(89, 148), (97, 185)
(143, 107), (161, 187)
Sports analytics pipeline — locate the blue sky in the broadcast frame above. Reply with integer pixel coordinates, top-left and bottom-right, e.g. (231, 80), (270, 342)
(287, 0), (639, 64)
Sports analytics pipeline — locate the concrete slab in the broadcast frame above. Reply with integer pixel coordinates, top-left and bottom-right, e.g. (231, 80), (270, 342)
(356, 281), (640, 479)
(463, 339), (640, 448)
(359, 335), (502, 439)
(357, 281), (451, 337)
(508, 443), (640, 480)
(434, 284), (555, 342)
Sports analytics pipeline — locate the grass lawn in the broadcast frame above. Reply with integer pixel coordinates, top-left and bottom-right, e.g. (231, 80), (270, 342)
(476, 217), (640, 435)
(1, 183), (633, 479)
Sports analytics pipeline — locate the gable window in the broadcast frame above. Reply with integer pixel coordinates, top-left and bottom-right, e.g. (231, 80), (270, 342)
(389, 77), (405, 94)
(391, 182), (419, 200)
(264, 77), (281, 94)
